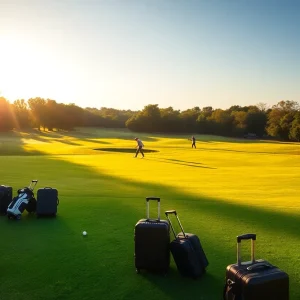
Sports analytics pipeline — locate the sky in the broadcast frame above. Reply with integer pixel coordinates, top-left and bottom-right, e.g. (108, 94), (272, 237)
(0, 0), (299, 111)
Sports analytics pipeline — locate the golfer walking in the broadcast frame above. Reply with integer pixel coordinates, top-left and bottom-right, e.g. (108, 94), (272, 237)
(134, 137), (144, 158)
(191, 136), (196, 148)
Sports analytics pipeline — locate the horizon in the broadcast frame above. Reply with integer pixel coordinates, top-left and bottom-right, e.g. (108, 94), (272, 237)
(0, 0), (299, 111)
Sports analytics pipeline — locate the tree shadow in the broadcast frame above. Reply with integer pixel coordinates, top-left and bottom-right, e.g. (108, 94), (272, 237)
(148, 157), (216, 169)
(195, 147), (300, 156)
(94, 148), (159, 153)
(0, 133), (299, 300)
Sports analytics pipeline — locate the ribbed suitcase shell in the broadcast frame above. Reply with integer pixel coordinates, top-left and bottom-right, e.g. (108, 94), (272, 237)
(36, 187), (58, 216)
(134, 219), (170, 273)
(172, 232), (209, 278)
(224, 234), (289, 300)
(0, 185), (12, 214)
(134, 197), (170, 274)
(225, 259), (289, 300)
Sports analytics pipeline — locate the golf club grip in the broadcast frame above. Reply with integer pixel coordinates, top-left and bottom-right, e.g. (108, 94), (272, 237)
(32, 180), (38, 183)
(146, 197), (160, 220)
(146, 197), (160, 202)
(237, 233), (256, 265)
(165, 210), (177, 215)
(237, 233), (256, 243)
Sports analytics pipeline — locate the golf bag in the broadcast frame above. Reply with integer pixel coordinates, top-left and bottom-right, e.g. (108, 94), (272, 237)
(165, 210), (209, 279)
(0, 185), (13, 215)
(223, 234), (289, 300)
(134, 197), (170, 274)
(7, 180), (38, 220)
(36, 187), (59, 217)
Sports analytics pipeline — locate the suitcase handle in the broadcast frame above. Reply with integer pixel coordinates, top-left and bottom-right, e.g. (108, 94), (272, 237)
(29, 180), (38, 191)
(165, 210), (187, 239)
(44, 187), (53, 189)
(246, 262), (272, 271)
(237, 233), (256, 266)
(145, 197), (160, 221)
(146, 197), (160, 202)
(237, 234), (256, 243)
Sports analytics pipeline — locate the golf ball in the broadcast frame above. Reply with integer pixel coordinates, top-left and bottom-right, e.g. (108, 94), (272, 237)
(82, 231), (87, 236)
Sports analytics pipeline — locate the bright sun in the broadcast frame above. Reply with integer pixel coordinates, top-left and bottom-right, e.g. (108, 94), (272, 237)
(0, 35), (71, 102)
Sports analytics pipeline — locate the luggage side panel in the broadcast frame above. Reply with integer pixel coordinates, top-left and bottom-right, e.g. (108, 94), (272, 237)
(177, 232), (209, 269)
(37, 188), (58, 215)
(134, 219), (170, 272)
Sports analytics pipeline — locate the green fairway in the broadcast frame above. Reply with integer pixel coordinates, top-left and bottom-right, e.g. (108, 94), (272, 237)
(0, 128), (299, 300)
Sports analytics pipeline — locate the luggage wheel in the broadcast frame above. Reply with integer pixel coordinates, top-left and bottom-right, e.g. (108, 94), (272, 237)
(135, 269), (140, 274)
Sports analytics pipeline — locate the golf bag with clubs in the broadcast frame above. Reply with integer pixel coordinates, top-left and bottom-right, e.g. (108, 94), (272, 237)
(7, 180), (38, 220)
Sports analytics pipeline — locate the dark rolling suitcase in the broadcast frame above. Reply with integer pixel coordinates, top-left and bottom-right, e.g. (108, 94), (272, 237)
(36, 187), (59, 217)
(0, 185), (12, 215)
(165, 210), (209, 279)
(223, 233), (289, 300)
(134, 197), (170, 274)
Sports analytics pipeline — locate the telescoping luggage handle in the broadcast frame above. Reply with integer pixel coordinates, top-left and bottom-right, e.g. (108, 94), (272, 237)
(237, 233), (256, 266)
(165, 210), (187, 239)
(146, 197), (161, 221)
(29, 180), (38, 191)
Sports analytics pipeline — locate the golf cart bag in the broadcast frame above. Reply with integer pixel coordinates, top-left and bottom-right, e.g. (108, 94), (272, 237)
(134, 197), (170, 275)
(165, 210), (209, 279)
(7, 180), (38, 220)
(223, 234), (289, 300)
(0, 185), (13, 215)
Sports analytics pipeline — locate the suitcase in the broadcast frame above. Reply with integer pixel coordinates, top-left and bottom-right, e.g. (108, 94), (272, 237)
(7, 180), (38, 220)
(223, 233), (289, 300)
(0, 185), (12, 215)
(165, 210), (209, 279)
(134, 197), (170, 274)
(36, 187), (59, 217)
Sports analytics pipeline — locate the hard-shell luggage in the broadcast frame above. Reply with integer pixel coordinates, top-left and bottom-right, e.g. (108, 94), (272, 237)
(36, 187), (59, 217)
(0, 185), (12, 215)
(7, 180), (38, 220)
(223, 233), (289, 300)
(134, 197), (170, 274)
(165, 210), (209, 279)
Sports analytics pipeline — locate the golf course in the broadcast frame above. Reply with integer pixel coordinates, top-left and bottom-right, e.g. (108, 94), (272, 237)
(0, 127), (299, 300)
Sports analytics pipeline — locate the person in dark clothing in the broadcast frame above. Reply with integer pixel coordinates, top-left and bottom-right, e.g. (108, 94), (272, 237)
(191, 136), (196, 148)
(134, 137), (144, 158)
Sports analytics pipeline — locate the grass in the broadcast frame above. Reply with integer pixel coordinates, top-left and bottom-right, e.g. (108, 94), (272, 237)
(0, 127), (299, 300)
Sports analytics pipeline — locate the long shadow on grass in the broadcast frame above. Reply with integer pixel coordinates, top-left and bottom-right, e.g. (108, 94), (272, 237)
(148, 157), (217, 169)
(23, 154), (300, 299)
(1, 139), (299, 299)
(196, 146), (300, 156)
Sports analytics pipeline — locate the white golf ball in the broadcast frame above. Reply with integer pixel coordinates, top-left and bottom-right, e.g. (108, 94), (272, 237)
(82, 231), (87, 236)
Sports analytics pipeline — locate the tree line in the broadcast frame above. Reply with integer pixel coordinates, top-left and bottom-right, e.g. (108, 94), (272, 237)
(0, 97), (299, 141)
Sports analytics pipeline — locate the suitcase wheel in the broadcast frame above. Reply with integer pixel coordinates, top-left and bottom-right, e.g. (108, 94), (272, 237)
(135, 268), (140, 274)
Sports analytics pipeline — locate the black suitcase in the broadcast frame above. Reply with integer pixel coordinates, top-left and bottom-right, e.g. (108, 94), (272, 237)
(134, 197), (170, 274)
(0, 185), (12, 215)
(165, 210), (209, 279)
(36, 187), (59, 217)
(223, 233), (289, 300)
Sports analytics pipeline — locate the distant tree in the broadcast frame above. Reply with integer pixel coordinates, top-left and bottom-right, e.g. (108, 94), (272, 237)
(27, 97), (47, 130)
(267, 100), (299, 139)
(12, 99), (30, 129)
(245, 110), (267, 137)
(0, 97), (14, 131)
(289, 112), (300, 141)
